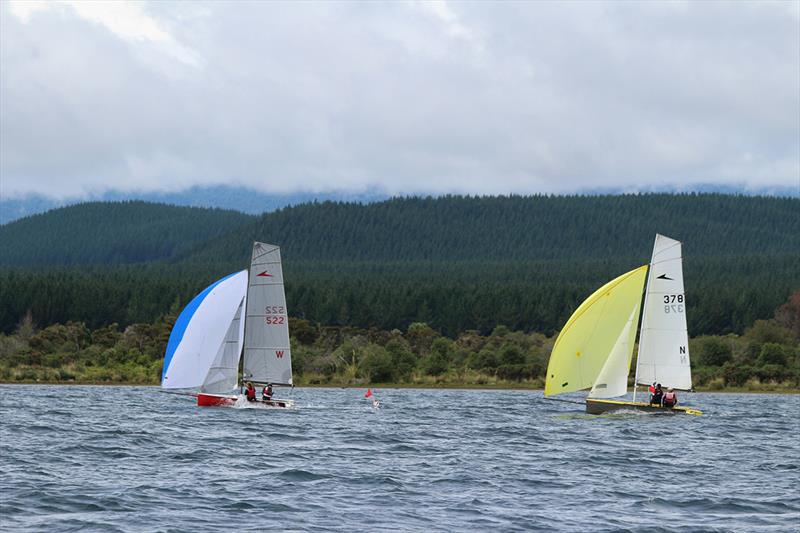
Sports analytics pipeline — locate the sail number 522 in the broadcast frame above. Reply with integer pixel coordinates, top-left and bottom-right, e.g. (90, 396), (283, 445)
(664, 294), (684, 314)
(265, 305), (286, 325)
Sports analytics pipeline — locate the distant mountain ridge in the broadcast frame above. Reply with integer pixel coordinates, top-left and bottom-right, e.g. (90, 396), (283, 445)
(0, 186), (388, 225)
(2, 183), (797, 225)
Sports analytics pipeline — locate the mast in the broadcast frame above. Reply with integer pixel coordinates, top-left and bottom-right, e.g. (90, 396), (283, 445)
(632, 239), (659, 403)
(239, 296), (247, 394)
(238, 243), (254, 394)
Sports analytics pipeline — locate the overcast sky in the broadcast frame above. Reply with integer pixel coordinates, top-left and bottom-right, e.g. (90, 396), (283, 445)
(1, 0), (798, 199)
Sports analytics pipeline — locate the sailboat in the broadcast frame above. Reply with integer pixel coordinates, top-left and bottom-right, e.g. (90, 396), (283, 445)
(161, 242), (294, 408)
(544, 234), (702, 416)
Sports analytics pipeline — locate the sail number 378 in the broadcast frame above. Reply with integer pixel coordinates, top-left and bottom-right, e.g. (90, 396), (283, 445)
(663, 294), (684, 314)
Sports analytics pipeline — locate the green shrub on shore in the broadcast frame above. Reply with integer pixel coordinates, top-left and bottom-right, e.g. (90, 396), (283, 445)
(1, 292), (797, 391)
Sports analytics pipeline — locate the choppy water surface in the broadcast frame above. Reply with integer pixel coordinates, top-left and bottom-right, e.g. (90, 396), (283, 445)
(1, 386), (798, 532)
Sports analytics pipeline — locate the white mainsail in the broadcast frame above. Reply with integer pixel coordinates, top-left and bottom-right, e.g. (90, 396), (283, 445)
(243, 242), (293, 385)
(161, 270), (248, 389)
(635, 234), (692, 390)
(200, 299), (245, 394)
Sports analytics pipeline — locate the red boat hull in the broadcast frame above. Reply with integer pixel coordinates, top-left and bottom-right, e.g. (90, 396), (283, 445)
(196, 393), (293, 408)
(197, 393), (237, 407)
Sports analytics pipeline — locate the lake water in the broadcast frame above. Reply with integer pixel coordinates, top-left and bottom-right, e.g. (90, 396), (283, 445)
(1, 386), (798, 532)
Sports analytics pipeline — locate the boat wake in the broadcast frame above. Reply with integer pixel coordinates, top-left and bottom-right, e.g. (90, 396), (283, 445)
(228, 395), (297, 410)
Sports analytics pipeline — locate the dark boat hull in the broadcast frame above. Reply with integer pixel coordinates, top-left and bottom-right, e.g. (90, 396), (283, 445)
(585, 398), (702, 416)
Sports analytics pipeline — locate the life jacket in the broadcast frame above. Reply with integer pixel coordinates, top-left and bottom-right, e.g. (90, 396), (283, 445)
(663, 391), (676, 406)
(651, 390), (663, 403)
(262, 386), (272, 398)
(246, 387), (256, 400)
(649, 384), (655, 394)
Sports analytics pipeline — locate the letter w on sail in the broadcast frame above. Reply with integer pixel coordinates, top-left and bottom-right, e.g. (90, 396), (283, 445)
(275, 350), (284, 358)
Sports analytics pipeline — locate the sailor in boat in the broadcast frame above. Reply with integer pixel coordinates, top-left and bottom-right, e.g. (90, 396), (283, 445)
(649, 383), (663, 406)
(245, 382), (257, 402)
(262, 383), (273, 401)
(662, 387), (678, 408)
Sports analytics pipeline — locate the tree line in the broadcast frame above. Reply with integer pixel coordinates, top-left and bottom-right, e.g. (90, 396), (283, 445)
(1, 254), (797, 337)
(1, 291), (797, 391)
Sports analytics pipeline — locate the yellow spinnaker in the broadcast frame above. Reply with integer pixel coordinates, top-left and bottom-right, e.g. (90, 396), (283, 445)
(544, 265), (648, 396)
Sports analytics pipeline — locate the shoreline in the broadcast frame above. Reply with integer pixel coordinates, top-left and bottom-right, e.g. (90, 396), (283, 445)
(2, 381), (798, 394)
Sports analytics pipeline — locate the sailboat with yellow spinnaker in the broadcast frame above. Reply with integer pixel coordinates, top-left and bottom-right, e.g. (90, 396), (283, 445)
(544, 235), (702, 416)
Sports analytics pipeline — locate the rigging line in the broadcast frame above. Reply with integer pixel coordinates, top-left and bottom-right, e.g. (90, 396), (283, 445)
(159, 390), (198, 397)
(542, 397), (585, 406)
(633, 262), (652, 403)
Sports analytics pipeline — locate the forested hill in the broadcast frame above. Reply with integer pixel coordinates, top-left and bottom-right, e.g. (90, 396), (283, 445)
(183, 194), (799, 264)
(0, 201), (255, 265)
(1, 194), (797, 337)
(1, 195), (797, 266)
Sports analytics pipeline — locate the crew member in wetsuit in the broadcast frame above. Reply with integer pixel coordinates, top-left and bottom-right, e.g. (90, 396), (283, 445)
(650, 383), (663, 405)
(662, 387), (678, 408)
(262, 383), (273, 401)
(245, 382), (257, 402)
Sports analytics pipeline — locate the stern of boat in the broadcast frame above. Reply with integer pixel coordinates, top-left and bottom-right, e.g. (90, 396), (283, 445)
(197, 393), (238, 407)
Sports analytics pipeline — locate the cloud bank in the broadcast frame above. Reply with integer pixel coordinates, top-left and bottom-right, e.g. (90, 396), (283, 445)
(1, 1), (798, 199)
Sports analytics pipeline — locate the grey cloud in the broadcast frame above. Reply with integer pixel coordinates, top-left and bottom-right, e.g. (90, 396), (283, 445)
(1, 1), (798, 200)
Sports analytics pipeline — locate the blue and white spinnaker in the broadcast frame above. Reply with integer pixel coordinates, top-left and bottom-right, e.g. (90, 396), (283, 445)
(161, 271), (247, 390)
